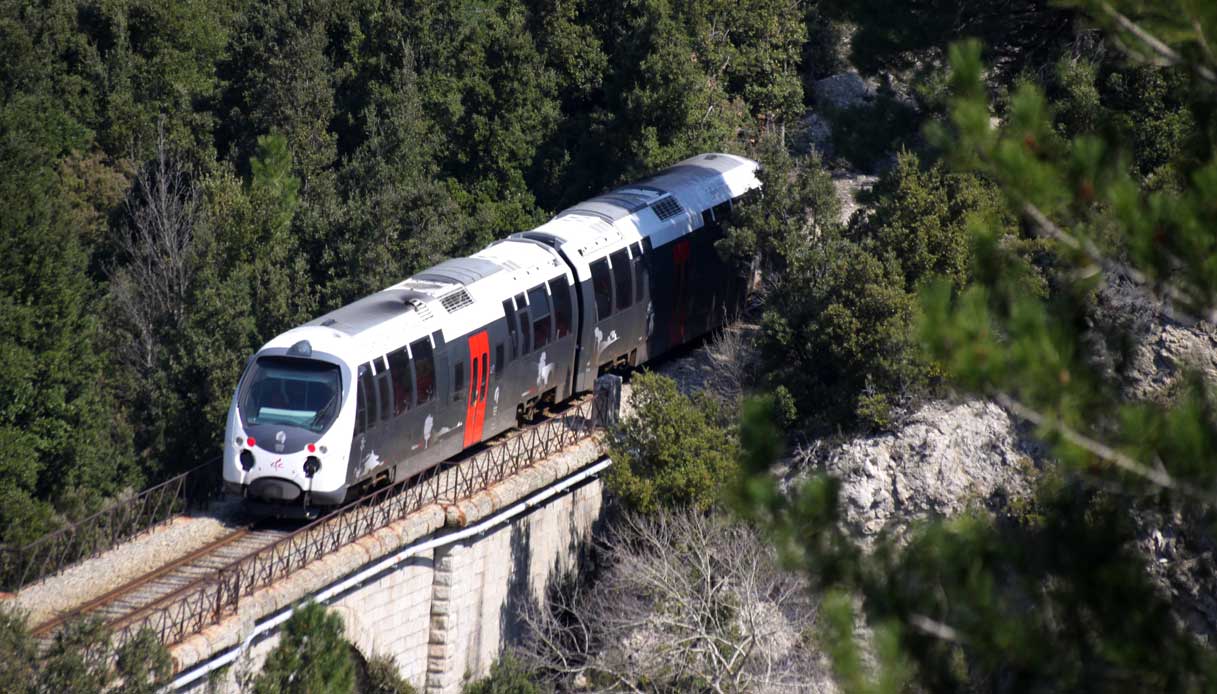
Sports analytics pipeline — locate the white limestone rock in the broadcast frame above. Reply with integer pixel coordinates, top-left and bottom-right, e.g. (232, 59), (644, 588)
(786, 400), (1041, 543)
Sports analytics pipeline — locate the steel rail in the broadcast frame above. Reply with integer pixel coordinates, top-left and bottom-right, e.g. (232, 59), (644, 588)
(29, 525), (254, 638)
(102, 393), (608, 652)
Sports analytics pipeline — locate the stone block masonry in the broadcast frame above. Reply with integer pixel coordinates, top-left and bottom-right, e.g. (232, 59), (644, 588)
(174, 438), (608, 694)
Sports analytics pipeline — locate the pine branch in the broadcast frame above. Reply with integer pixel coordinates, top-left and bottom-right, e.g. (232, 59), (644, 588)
(1019, 202), (1215, 326)
(994, 394), (1216, 504)
(1100, 2), (1217, 85)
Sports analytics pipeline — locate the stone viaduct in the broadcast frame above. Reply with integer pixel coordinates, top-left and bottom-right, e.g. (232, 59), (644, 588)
(170, 401), (615, 693)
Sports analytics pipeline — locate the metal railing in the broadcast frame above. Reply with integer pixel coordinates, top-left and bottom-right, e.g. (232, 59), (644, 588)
(109, 393), (610, 650)
(0, 459), (220, 593)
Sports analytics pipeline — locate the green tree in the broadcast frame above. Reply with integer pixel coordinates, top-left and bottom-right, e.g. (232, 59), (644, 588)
(606, 372), (739, 514)
(737, 2), (1217, 691)
(463, 654), (542, 694)
(114, 626), (174, 694)
(0, 609), (38, 694)
(718, 133), (840, 275)
(328, 54), (471, 303)
(254, 602), (355, 694)
(166, 133), (312, 463)
(820, 0), (1075, 84)
(847, 150), (1018, 291)
(0, 93), (136, 543)
(361, 654), (417, 694)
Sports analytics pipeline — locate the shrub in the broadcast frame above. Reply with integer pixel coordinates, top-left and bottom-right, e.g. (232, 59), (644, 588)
(360, 653), (416, 694)
(253, 602), (354, 694)
(463, 654), (542, 694)
(606, 372), (739, 514)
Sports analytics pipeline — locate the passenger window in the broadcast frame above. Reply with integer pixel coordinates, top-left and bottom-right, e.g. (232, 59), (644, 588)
(528, 285), (551, 349)
(516, 293), (531, 354)
(452, 360), (465, 403)
(610, 249), (632, 310)
(411, 339), (436, 404)
(387, 348), (413, 415)
(549, 276), (572, 339)
(502, 299), (519, 359)
(376, 372), (392, 422)
(633, 243), (646, 301)
(590, 258), (612, 319)
(359, 364), (378, 429)
(355, 365), (370, 434)
(494, 343), (504, 379)
(712, 201), (731, 221)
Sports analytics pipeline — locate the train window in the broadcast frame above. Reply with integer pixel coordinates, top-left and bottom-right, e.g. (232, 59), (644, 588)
(355, 364), (369, 434)
(376, 372), (392, 422)
(610, 249), (632, 310)
(712, 201), (731, 221)
(516, 293), (531, 354)
(452, 360), (465, 403)
(470, 356), (479, 403)
(528, 285), (551, 349)
(240, 357), (341, 433)
(590, 258), (612, 319)
(549, 276), (572, 339)
(360, 364), (378, 429)
(411, 339), (436, 404)
(480, 353), (488, 400)
(502, 299), (519, 359)
(632, 242), (646, 302)
(387, 348), (413, 415)
(494, 343), (504, 380)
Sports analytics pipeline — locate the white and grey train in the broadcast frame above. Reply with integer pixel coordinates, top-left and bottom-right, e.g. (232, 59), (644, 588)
(222, 153), (762, 516)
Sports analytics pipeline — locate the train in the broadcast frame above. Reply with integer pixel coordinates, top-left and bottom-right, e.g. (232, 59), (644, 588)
(221, 153), (762, 516)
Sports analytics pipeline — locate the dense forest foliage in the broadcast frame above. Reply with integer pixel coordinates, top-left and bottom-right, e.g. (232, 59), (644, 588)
(0, 0), (814, 544)
(6, 0), (1217, 689)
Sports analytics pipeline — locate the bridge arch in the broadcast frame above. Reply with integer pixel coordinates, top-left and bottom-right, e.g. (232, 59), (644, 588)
(327, 603), (379, 664)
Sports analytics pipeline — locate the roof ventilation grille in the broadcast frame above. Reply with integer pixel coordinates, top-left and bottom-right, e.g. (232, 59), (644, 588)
(406, 298), (433, 319)
(651, 196), (683, 221)
(440, 289), (474, 313)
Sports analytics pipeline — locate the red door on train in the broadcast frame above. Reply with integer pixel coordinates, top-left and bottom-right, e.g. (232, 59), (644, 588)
(463, 331), (490, 448)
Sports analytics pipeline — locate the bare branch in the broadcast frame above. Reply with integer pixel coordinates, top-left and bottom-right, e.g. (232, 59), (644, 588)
(517, 510), (826, 692)
(109, 119), (200, 378)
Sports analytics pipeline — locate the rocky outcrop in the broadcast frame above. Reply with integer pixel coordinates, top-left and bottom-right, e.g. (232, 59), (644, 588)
(1088, 275), (1217, 401)
(1137, 511), (1217, 646)
(812, 72), (877, 111)
(786, 400), (1041, 543)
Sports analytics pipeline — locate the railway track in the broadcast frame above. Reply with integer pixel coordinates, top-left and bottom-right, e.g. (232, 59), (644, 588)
(25, 390), (608, 651)
(31, 522), (291, 641)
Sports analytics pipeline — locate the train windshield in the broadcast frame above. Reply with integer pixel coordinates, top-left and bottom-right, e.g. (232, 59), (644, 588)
(240, 357), (342, 433)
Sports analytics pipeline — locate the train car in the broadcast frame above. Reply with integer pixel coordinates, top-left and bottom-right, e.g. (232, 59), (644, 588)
(221, 153), (760, 516)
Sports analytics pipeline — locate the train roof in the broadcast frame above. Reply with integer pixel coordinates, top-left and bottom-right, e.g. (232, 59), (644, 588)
(556, 152), (756, 226)
(259, 152), (759, 366)
(522, 152), (759, 256)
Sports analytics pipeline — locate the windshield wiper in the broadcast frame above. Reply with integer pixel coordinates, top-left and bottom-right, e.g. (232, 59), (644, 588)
(311, 394), (339, 431)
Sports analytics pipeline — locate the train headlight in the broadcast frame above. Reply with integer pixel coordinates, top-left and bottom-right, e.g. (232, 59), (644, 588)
(240, 449), (255, 471)
(304, 456), (321, 478)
